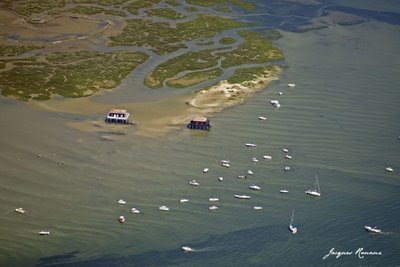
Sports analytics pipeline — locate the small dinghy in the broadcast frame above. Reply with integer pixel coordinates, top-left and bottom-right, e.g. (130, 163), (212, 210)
(237, 175), (247, 179)
(258, 116), (267, 120)
(245, 143), (257, 147)
(364, 226), (382, 233)
(270, 100), (281, 108)
(385, 167), (394, 172)
(249, 185), (261, 191)
(203, 168), (209, 173)
(282, 148), (289, 153)
(189, 180), (200, 186)
(117, 199), (126, 205)
(14, 208), (26, 214)
(118, 216), (125, 223)
(131, 208), (140, 214)
(209, 206), (218, 210)
(253, 206), (263, 210)
(159, 205), (170, 211)
(209, 198), (219, 202)
(288, 83), (296, 87)
(280, 189), (289, 194)
(263, 155), (272, 160)
(247, 170), (254, 175)
(182, 246), (194, 252)
(180, 199), (189, 203)
(252, 157), (259, 163)
(38, 231), (50, 236)
(234, 194), (251, 199)
(285, 155), (292, 159)
(218, 177), (224, 181)
(278, 92), (283, 95)
(221, 162), (231, 168)
(284, 166), (291, 171)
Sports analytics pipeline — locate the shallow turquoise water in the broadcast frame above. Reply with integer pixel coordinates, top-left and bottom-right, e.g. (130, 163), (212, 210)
(0, 2), (399, 266)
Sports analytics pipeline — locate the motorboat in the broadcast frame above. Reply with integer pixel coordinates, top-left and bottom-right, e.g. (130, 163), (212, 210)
(203, 168), (209, 173)
(117, 199), (126, 205)
(237, 175), (247, 179)
(288, 83), (296, 87)
(245, 143), (257, 147)
(270, 100), (281, 108)
(364, 226), (382, 233)
(282, 148), (289, 153)
(209, 206), (218, 210)
(38, 231), (50, 235)
(234, 194), (251, 199)
(252, 157), (259, 163)
(284, 166), (291, 171)
(285, 155), (292, 159)
(221, 160), (231, 164)
(386, 167), (394, 172)
(118, 216), (125, 223)
(14, 208), (26, 214)
(182, 246), (194, 252)
(189, 180), (200, 186)
(131, 208), (140, 214)
(249, 185), (261, 191)
(253, 206), (263, 210)
(305, 175), (321, 197)
(258, 116), (267, 120)
(278, 92), (283, 95)
(218, 177), (224, 181)
(289, 210), (298, 234)
(209, 198), (219, 202)
(280, 189), (289, 194)
(180, 199), (189, 203)
(247, 170), (254, 175)
(263, 155), (272, 160)
(221, 162), (231, 168)
(158, 205), (170, 211)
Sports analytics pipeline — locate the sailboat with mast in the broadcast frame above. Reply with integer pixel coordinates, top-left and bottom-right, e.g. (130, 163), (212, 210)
(289, 210), (297, 234)
(305, 175), (321, 197)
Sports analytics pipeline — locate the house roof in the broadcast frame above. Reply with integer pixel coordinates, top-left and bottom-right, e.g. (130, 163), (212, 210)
(109, 109), (128, 114)
(191, 116), (208, 122)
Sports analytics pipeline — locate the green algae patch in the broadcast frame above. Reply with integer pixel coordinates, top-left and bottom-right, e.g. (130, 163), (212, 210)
(145, 8), (186, 20)
(219, 37), (236, 45)
(218, 30), (284, 68)
(145, 49), (219, 88)
(0, 51), (148, 101)
(109, 14), (244, 54)
(14, 0), (66, 16)
(0, 45), (44, 57)
(124, 0), (161, 15)
(166, 67), (223, 88)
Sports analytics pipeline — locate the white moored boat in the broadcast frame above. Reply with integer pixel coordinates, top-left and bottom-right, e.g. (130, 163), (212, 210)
(38, 231), (50, 236)
(288, 83), (296, 87)
(118, 216), (125, 223)
(249, 185), (261, 191)
(263, 155), (272, 160)
(238, 175), (247, 179)
(131, 208), (140, 214)
(209, 198), (219, 202)
(221, 162), (231, 168)
(278, 92), (283, 95)
(14, 208), (26, 214)
(385, 167), (394, 172)
(305, 175), (321, 197)
(270, 100), (281, 108)
(234, 194), (251, 199)
(159, 205), (170, 211)
(189, 180), (200, 186)
(253, 206), (263, 210)
(203, 168), (209, 173)
(245, 143), (257, 147)
(282, 148), (289, 153)
(180, 199), (189, 203)
(247, 170), (254, 175)
(289, 210), (298, 234)
(252, 157), (259, 163)
(117, 199), (126, 205)
(182, 246), (194, 252)
(364, 226), (382, 233)
(218, 177), (224, 181)
(284, 166), (291, 171)
(209, 206), (218, 210)
(258, 116), (267, 120)
(280, 189), (289, 194)
(285, 155), (292, 159)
